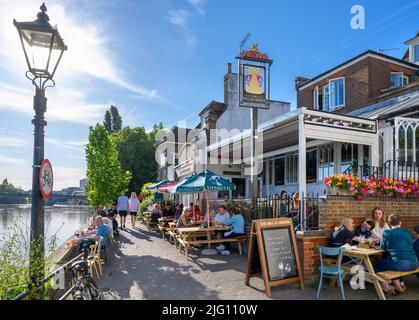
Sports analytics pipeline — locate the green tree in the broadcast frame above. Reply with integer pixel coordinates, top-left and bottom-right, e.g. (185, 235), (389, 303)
(0, 178), (22, 193)
(110, 105), (122, 133)
(112, 127), (157, 193)
(103, 110), (112, 134)
(85, 124), (131, 207)
(148, 122), (164, 141)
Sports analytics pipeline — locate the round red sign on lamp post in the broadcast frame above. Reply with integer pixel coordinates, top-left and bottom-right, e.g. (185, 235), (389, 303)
(40, 159), (53, 199)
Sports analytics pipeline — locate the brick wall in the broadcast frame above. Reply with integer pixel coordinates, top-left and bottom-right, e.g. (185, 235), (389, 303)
(296, 196), (419, 283)
(319, 196), (419, 231)
(296, 56), (417, 114)
(296, 231), (330, 284)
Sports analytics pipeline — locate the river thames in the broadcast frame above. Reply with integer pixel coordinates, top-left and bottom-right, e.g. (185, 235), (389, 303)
(0, 204), (93, 249)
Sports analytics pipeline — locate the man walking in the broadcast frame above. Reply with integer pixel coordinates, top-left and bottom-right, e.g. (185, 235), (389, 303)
(118, 191), (129, 229)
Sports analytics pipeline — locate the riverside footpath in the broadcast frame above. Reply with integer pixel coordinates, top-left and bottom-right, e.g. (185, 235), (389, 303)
(96, 222), (419, 300)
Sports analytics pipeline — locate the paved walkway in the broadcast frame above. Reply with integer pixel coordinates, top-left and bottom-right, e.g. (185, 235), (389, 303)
(97, 222), (419, 300)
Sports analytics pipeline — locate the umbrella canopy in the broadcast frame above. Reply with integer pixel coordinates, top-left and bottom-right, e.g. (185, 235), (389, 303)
(165, 175), (196, 194)
(176, 170), (236, 193)
(146, 180), (172, 191)
(158, 181), (178, 193)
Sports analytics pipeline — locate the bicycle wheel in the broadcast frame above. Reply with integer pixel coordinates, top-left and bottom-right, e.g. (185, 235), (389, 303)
(85, 278), (103, 300)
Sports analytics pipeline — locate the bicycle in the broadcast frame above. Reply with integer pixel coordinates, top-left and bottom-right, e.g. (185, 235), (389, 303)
(60, 242), (104, 300)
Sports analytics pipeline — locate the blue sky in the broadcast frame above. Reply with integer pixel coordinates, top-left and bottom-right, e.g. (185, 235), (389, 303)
(0, 0), (418, 190)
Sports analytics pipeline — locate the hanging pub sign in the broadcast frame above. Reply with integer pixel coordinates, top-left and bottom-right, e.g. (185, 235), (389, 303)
(237, 44), (273, 109)
(245, 218), (304, 298)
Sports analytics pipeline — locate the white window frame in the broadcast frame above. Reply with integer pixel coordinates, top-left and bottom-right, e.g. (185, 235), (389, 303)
(323, 85), (330, 112)
(322, 77), (345, 112)
(403, 75), (409, 87)
(329, 77), (345, 110)
(285, 153), (298, 184)
(415, 44), (419, 63)
(390, 72), (405, 88)
(313, 86), (319, 110)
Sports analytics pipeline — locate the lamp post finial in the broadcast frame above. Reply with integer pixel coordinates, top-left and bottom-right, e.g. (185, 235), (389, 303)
(37, 2), (49, 22)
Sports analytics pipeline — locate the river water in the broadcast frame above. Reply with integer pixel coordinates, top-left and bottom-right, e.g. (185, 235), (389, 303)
(0, 205), (93, 249)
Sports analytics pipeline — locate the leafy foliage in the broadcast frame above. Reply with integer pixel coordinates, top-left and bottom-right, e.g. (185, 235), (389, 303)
(85, 124), (131, 207)
(0, 178), (23, 193)
(0, 216), (57, 300)
(103, 105), (122, 134)
(103, 110), (112, 134)
(110, 105), (122, 133)
(112, 127), (157, 193)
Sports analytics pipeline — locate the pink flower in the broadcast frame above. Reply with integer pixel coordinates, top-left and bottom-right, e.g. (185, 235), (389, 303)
(356, 195), (364, 200)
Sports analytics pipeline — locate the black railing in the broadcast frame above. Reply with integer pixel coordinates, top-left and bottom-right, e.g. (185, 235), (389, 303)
(344, 160), (418, 180)
(249, 193), (320, 231)
(12, 253), (83, 300)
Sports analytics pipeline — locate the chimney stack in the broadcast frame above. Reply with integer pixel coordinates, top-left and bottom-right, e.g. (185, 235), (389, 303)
(227, 62), (232, 73)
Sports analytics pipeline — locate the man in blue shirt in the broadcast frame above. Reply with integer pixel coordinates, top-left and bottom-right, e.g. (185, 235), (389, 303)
(93, 216), (110, 248)
(413, 224), (419, 261)
(118, 191), (129, 229)
(216, 207), (245, 255)
(375, 214), (419, 293)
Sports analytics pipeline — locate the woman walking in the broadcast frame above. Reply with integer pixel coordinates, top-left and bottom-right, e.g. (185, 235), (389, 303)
(128, 192), (140, 228)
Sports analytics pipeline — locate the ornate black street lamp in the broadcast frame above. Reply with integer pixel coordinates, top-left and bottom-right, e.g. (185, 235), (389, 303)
(14, 3), (67, 280)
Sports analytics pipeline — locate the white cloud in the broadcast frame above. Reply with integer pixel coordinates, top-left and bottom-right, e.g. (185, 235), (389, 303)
(0, 0), (164, 103)
(46, 138), (87, 152)
(0, 81), (108, 125)
(168, 9), (196, 49)
(0, 153), (26, 165)
(0, 134), (30, 148)
(188, 0), (206, 16)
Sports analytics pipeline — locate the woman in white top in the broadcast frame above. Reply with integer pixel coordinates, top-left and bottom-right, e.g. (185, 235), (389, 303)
(371, 207), (390, 242)
(128, 192), (140, 228)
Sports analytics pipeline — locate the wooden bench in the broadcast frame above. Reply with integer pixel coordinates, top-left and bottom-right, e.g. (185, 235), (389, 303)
(377, 268), (419, 283)
(143, 216), (158, 231)
(179, 236), (247, 259)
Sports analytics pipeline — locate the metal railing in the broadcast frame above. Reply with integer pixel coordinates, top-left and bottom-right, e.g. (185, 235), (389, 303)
(249, 193), (320, 231)
(344, 160), (418, 180)
(12, 253), (83, 300)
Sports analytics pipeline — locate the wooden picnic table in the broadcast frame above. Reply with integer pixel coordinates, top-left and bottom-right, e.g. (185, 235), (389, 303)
(176, 225), (233, 259)
(67, 228), (97, 247)
(342, 246), (386, 300)
(157, 217), (175, 239)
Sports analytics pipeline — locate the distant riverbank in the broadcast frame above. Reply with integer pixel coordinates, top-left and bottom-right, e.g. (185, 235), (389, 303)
(0, 204), (93, 250)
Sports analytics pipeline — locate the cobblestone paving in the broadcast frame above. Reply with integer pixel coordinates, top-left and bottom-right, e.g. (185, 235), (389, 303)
(96, 222), (419, 300)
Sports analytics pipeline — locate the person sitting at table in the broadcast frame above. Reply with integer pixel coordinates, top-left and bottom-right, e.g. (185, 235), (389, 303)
(413, 224), (419, 261)
(374, 214), (419, 294)
(213, 205), (231, 251)
(193, 205), (202, 221)
(329, 217), (363, 247)
(107, 201), (119, 237)
(174, 203), (182, 221)
(176, 207), (194, 229)
(216, 207), (245, 255)
(150, 203), (162, 223)
(371, 207), (390, 242)
(91, 216), (110, 244)
(162, 203), (174, 218)
(353, 219), (375, 243)
(147, 201), (155, 212)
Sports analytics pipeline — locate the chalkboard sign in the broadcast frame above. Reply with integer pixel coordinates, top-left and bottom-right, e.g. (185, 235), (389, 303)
(245, 218), (303, 297)
(262, 227), (297, 281)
